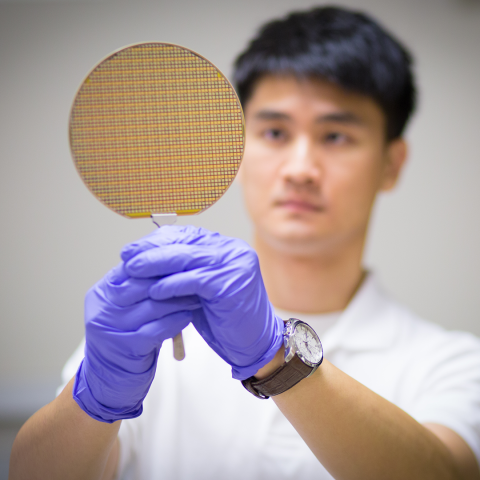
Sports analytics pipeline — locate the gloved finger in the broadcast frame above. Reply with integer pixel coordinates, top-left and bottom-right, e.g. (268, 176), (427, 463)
(121, 296), (201, 331)
(147, 265), (240, 301)
(136, 310), (193, 351)
(124, 244), (220, 278)
(147, 270), (205, 300)
(86, 286), (201, 331)
(104, 275), (162, 307)
(148, 261), (252, 301)
(105, 262), (129, 285)
(94, 310), (195, 365)
(120, 225), (221, 262)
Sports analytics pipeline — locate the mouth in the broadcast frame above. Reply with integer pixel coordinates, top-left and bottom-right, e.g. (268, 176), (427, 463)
(275, 199), (323, 213)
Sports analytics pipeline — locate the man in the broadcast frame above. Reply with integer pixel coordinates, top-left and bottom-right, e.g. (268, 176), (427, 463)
(10, 6), (480, 480)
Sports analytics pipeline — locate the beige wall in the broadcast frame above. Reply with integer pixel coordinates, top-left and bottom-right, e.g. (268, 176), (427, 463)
(1, 0), (479, 416)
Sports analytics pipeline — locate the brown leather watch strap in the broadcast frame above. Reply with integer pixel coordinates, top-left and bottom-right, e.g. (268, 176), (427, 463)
(241, 354), (314, 399)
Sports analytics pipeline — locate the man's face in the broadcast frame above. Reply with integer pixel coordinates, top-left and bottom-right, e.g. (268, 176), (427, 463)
(238, 75), (406, 255)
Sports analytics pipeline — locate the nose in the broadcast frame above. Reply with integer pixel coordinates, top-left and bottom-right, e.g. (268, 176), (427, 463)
(280, 136), (320, 187)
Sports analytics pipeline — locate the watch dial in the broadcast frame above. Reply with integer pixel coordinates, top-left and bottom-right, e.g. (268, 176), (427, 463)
(294, 323), (323, 364)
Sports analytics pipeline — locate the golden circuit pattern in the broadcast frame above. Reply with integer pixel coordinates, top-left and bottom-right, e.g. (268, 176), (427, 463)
(70, 43), (244, 217)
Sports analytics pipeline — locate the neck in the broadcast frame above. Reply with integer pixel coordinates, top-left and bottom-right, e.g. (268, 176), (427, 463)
(255, 233), (366, 314)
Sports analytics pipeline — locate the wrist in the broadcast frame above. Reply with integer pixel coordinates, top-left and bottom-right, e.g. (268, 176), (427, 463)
(242, 319), (323, 399)
(253, 344), (285, 380)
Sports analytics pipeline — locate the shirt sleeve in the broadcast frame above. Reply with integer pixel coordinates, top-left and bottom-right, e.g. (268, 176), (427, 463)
(406, 329), (480, 464)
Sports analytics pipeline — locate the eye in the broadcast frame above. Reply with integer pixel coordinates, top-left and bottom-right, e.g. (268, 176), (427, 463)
(263, 128), (287, 142)
(324, 132), (349, 145)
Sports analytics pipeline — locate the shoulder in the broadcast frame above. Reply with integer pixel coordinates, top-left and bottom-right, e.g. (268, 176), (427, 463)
(355, 274), (480, 361)
(386, 298), (480, 369)
(331, 275), (480, 402)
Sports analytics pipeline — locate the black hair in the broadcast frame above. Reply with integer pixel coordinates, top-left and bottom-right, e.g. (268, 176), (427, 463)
(233, 6), (416, 140)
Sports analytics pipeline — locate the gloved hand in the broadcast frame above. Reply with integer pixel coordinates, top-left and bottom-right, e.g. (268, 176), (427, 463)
(121, 226), (284, 380)
(73, 262), (200, 423)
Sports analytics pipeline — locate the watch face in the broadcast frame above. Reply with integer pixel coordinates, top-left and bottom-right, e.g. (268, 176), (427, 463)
(294, 323), (323, 365)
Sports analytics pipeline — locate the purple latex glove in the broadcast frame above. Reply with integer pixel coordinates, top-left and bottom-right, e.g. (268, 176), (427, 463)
(121, 226), (284, 380)
(73, 262), (200, 423)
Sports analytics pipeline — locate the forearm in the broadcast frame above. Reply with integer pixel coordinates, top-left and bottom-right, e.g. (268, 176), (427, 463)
(9, 377), (120, 480)
(272, 360), (462, 480)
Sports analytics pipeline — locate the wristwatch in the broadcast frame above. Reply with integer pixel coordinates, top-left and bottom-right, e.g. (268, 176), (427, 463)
(242, 318), (323, 399)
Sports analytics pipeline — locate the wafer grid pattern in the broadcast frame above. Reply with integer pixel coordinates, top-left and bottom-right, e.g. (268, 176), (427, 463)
(70, 43), (244, 217)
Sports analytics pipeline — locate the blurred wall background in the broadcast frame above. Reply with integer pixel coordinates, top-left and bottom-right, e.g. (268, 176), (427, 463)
(0, 0), (479, 446)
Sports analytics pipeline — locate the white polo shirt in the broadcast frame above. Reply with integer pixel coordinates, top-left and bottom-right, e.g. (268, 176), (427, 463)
(60, 275), (480, 479)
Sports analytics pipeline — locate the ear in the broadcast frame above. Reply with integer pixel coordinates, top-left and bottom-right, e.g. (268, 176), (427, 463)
(380, 138), (408, 192)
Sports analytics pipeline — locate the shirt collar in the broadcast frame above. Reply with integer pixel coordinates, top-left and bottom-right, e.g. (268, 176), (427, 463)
(321, 273), (399, 355)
